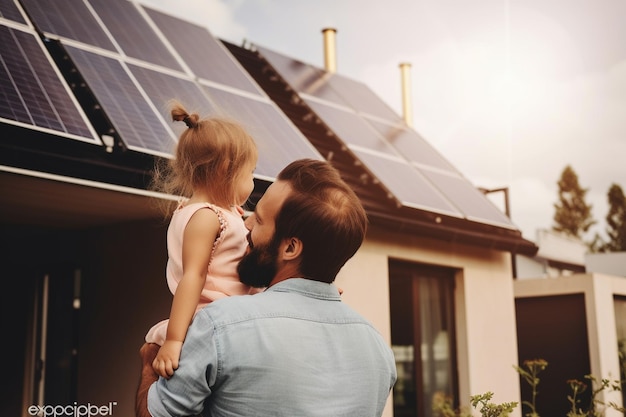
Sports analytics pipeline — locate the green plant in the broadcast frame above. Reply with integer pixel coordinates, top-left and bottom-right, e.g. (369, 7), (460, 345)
(514, 359), (548, 417)
(515, 359), (625, 417)
(470, 392), (518, 417)
(432, 391), (518, 417)
(432, 357), (624, 417)
(566, 378), (588, 417)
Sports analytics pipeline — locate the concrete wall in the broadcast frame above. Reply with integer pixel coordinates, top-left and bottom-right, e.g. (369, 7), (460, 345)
(586, 252), (626, 277)
(336, 225), (522, 417)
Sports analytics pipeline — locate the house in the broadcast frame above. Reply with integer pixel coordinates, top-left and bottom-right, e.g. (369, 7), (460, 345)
(514, 235), (625, 416)
(515, 228), (587, 278)
(515, 273), (626, 417)
(1, 1), (539, 416)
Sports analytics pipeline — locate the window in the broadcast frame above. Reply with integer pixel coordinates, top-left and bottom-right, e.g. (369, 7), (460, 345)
(615, 296), (626, 410)
(389, 259), (459, 417)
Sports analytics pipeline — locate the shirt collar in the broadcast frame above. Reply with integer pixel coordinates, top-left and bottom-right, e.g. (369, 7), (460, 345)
(266, 278), (342, 301)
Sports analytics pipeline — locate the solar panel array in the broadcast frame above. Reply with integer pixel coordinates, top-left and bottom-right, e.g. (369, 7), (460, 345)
(14, 0), (320, 179)
(2, 0), (515, 230)
(256, 45), (515, 228)
(0, 2), (99, 143)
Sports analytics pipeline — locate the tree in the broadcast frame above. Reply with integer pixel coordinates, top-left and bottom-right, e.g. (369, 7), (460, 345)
(600, 183), (626, 252)
(552, 165), (595, 239)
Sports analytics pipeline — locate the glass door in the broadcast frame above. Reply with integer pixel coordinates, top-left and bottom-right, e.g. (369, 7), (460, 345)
(389, 260), (459, 417)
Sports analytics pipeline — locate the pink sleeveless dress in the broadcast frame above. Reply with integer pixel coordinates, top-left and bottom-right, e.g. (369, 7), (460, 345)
(145, 202), (257, 345)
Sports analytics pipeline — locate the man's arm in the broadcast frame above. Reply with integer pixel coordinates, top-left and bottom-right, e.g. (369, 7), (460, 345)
(146, 309), (218, 417)
(136, 343), (160, 417)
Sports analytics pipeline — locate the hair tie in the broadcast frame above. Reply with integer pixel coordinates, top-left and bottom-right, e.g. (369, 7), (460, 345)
(183, 116), (194, 128)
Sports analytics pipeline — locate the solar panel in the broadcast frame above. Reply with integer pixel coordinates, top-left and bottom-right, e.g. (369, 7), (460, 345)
(304, 99), (399, 156)
(0, 0), (26, 23)
(127, 63), (216, 138)
(0, 25), (97, 141)
(142, 6), (263, 96)
(367, 120), (457, 171)
(422, 170), (513, 226)
(11, 0), (319, 179)
(64, 45), (174, 155)
(89, 0), (183, 71)
(351, 149), (461, 216)
(326, 73), (402, 122)
(255, 46), (347, 104)
(19, 0), (116, 51)
(203, 86), (322, 179)
(257, 44), (517, 228)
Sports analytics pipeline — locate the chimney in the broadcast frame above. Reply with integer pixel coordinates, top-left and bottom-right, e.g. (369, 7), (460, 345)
(322, 28), (337, 73)
(399, 62), (413, 127)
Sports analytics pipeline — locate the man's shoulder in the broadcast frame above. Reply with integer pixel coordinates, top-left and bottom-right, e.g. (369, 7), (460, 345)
(196, 292), (270, 325)
(198, 284), (375, 330)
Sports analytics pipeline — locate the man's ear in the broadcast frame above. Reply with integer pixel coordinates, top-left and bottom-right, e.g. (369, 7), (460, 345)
(280, 237), (303, 261)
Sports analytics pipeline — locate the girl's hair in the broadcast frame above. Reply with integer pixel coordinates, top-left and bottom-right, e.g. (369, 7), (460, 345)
(151, 100), (257, 214)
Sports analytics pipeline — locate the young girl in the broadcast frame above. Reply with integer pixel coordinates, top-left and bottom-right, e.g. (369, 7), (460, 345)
(143, 100), (259, 379)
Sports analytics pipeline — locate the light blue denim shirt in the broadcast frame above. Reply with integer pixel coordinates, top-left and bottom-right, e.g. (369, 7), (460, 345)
(148, 278), (397, 417)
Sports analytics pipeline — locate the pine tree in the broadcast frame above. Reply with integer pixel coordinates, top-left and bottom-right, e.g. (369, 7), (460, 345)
(601, 183), (626, 252)
(552, 165), (595, 239)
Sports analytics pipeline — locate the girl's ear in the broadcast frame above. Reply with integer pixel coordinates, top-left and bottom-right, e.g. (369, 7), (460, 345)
(280, 237), (303, 261)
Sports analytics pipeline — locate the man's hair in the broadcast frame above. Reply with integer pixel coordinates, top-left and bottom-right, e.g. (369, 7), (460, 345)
(274, 159), (368, 283)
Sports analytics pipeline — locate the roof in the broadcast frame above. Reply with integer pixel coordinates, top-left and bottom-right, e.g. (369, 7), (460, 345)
(0, 0), (537, 255)
(225, 41), (537, 255)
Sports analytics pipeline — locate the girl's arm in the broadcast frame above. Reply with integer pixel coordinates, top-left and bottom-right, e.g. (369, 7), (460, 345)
(152, 208), (220, 379)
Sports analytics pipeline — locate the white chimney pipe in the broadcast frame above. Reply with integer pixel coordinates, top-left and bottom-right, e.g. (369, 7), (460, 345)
(399, 62), (413, 127)
(322, 28), (337, 73)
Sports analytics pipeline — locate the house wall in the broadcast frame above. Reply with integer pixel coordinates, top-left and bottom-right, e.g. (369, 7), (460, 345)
(586, 252), (626, 277)
(336, 225), (522, 417)
(8, 221), (171, 417)
(514, 274), (626, 416)
(77, 220), (171, 416)
(8, 217), (523, 417)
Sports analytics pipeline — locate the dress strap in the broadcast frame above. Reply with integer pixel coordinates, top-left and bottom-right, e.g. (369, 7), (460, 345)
(203, 203), (228, 263)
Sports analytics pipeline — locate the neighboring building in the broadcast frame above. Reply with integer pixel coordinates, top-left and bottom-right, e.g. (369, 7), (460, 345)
(515, 274), (626, 417)
(516, 229), (587, 278)
(586, 252), (626, 277)
(514, 233), (625, 416)
(1, 2), (539, 417)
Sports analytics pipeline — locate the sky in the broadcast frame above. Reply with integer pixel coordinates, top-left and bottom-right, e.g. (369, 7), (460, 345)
(138, 0), (625, 243)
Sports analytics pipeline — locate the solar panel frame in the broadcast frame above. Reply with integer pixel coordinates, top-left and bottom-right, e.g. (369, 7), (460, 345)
(0, 24), (99, 142)
(0, 0), (26, 23)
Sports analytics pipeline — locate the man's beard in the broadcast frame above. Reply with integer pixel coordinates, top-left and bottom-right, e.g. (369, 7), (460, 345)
(237, 235), (280, 288)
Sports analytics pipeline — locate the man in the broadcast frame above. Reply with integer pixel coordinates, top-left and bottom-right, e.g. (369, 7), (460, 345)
(138, 158), (397, 417)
